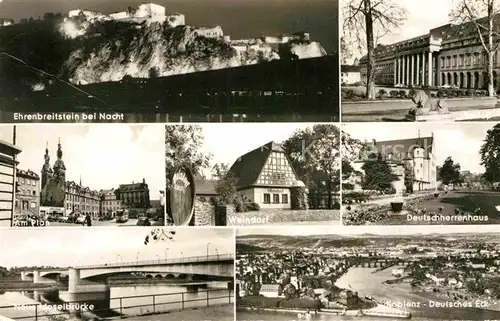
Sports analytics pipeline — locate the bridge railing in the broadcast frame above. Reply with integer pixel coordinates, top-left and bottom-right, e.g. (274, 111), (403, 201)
(0, 288), (234, 320)
(73, 253), (234, 269)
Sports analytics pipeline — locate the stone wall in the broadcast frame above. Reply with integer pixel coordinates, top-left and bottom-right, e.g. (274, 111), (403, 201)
(194, 200), (235, 226)
(194, 200), (214, 226)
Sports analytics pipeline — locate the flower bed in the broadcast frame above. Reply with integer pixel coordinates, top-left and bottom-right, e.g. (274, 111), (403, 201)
(342, 87), (490, 101)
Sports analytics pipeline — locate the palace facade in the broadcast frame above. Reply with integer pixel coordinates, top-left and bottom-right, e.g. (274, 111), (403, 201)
(116, 179), (151, 209)
(349, 135), (438, 194)
(360, 19), (500, 89)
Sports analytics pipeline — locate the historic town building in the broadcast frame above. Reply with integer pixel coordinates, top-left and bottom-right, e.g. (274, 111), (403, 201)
(349, 134), (438, 194)
(100, 188), (123, 216)
(116, 179), (151, 209)
(15, 169), (40, 216)
(360, 20), (499, 89)
(228, 141), (304, 209)
(64, 180), (101, 218)
(0, 138), (22, 227)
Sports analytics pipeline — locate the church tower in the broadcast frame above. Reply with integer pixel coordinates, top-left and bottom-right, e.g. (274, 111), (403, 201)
(41, 142), (53, 188)
(52, 138), (66, 182)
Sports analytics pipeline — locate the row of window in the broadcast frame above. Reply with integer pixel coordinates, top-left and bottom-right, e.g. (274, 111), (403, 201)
(17, 177), (37, 186)
(441, 52), (497, 68)
(263, 193), (289, 204)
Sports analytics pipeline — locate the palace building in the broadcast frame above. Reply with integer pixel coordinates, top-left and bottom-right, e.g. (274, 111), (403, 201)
(227, 141), (305, 209)
(360, 18), (500, 89)
(349, 134), (438, 194)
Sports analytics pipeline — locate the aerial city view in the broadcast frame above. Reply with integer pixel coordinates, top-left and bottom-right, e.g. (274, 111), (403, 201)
(0, 125), (165, 227)
(236, 225), (500, 320)
(165, 124), (341, 227)
(0, 228), (234, 321)
(341, 0), (500, 122)
(0, 0), (338, 120)
(341, 122), (500, 225)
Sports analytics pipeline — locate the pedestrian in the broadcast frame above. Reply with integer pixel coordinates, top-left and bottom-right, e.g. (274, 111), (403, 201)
(86, 213), (92, 227)
(144, 217), (151, 226)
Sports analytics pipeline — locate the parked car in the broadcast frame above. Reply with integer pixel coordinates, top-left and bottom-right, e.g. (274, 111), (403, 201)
(136, 216), (151, 226)
(75, 215), (86, 224)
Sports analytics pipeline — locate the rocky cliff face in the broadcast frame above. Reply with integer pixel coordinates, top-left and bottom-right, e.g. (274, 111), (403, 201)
(59, 19), (327, 85)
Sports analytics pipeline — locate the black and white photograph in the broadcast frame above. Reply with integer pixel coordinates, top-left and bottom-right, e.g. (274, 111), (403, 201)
(341, 122), (500, 225)
(341, 0), (500, 122)
(0, 228), (234, 321)
(165, 124), (340, 227)
(0, 0), (338, 122)
(236, 225), (500, 321)
(0, 124), (165, 227)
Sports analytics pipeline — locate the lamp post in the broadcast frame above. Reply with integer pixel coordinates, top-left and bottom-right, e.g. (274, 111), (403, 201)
(206, 242), (211, 260)
(156, 254), (160, 263)
(136, 252), (140, 264)
(165, 248), (169, 261)
(215, 248), (219, 260)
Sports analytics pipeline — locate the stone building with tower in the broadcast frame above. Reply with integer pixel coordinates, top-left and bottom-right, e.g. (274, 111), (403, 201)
(360, 19), (500, 89)
(40, 140), (66, 208)
(348, 134), (438, 194)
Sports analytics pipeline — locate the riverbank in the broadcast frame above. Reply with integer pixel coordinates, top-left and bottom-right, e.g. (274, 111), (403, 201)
(0, 281), (55, 291)
(118, 304), (234, 321)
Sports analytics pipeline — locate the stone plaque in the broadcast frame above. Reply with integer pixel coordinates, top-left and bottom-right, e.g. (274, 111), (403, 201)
(167, 165), (195, 226)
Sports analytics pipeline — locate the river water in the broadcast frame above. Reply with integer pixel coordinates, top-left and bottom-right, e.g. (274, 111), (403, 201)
(237, 268), (500, 321)
(0, 281), (232, 320)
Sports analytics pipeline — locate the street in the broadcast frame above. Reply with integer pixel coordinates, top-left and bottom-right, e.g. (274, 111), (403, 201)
(48, 218), (164, 227)
(342, 103), (500, 122)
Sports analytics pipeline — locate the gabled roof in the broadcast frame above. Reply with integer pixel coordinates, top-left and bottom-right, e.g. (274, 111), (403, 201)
(373, 136), (434, 159)
(228, 141), (284, 189)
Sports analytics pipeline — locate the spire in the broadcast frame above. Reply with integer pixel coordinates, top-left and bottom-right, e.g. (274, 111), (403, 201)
(57, 138), (63, 159)
(80, 175), (82, 187)
(44, 141), (50, 164)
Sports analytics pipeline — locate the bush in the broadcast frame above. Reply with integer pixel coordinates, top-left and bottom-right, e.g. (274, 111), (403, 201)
(279, 298), (322, 309)
(398, 90), (406, 98)
(377, 89), (387, 99)
(385, 187), (397, 195)
(245, 202), (260, 211)
(238, 296), (279, 308)
(408, 89), (416, 98)
(437, 90), (445, 98)
(389, 90), (399, 98)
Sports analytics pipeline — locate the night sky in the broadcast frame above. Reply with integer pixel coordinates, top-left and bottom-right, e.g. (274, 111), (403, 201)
(0, 0), (338, 52)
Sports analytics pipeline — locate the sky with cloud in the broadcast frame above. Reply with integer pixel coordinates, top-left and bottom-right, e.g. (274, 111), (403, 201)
(0, 124), (164, 198)
(342, 122), (494, 174)
(0, 228), (233, 268)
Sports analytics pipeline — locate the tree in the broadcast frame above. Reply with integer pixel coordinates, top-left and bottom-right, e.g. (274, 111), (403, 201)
(450, 0), (500, 96)
(211, 163), (238, 204)
(342, 0), (406, 99)
(283, 124), (340, 209)
(404, 161), (415, 193)
(165, 125), (212, 189)
(480, 123), (500, 183)
(361, 153), (399, 192)
(340, 36), (352, 65)
(439, 157), (462, 186)
(144, 229), (176, 245)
